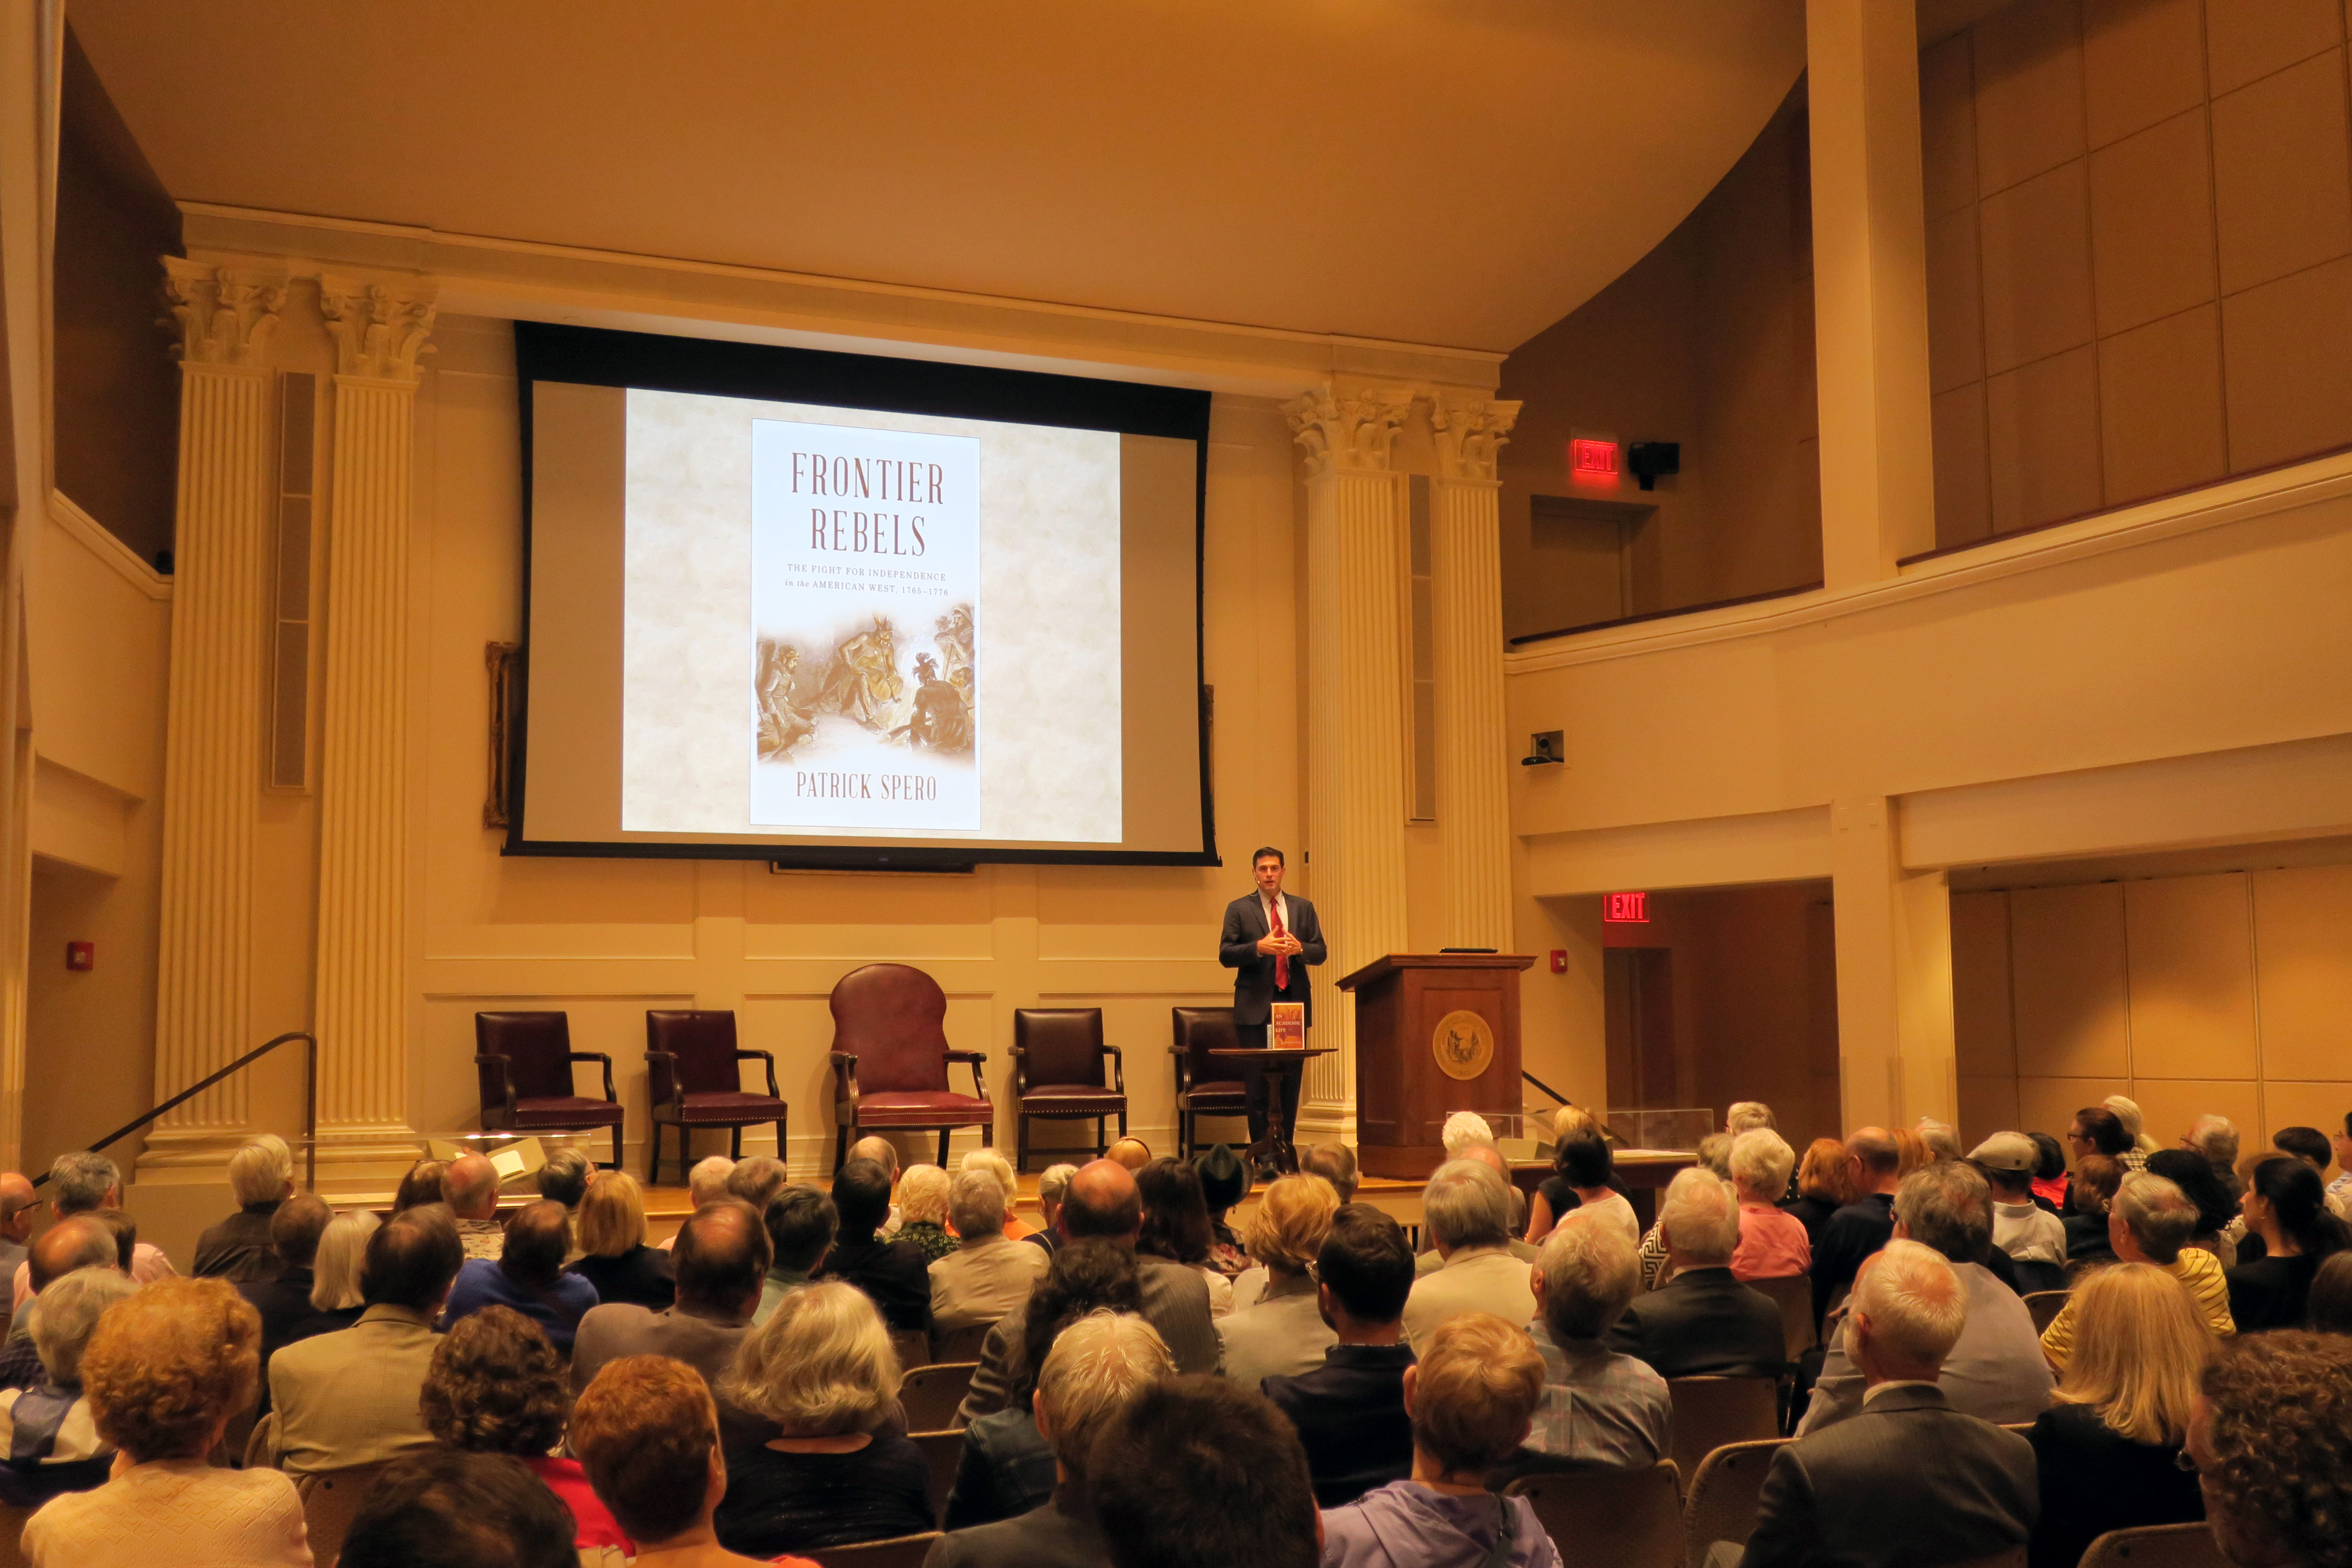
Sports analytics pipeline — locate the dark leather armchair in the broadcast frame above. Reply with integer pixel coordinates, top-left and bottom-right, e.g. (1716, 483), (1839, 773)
(829, 963), (992, 1169)
(474, 1012), (624, 1168)
(644, 1010), (789, 1185)
(1009, 1008), (1127, 1172)
(1170, 1006), (1249, 1160)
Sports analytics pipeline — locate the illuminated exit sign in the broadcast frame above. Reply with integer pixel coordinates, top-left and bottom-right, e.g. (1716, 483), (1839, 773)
(1604, 891), (1649, 923)
(1571, 437), (1619, 478)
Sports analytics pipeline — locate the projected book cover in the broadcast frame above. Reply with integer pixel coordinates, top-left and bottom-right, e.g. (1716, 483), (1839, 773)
(748, 418), (981, 830)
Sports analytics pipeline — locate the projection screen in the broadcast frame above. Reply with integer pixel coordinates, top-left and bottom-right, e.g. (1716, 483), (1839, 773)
(509, 324), (1215, 868)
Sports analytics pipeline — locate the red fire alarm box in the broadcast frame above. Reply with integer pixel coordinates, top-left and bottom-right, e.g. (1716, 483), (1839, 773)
(65, 941), (94, 971)
(1548, 949), (1568, 974)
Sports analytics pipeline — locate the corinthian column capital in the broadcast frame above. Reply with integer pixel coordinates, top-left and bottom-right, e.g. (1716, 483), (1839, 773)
(317, 275), (439, 384)
(163, 258), (288, 368)
(1429, 391), (1522, 484)
(1285, 383), (1418, 478)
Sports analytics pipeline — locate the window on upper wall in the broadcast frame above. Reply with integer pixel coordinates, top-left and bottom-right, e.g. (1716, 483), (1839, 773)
(1921, 0), (2352, 554)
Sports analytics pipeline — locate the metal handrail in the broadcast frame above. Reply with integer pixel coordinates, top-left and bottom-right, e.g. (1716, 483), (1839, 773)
(34, 1032), (318, 1192)
(1521, 1069), (1572, 1109)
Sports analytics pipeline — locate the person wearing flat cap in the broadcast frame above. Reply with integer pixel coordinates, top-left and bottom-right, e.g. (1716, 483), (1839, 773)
(1971, 1132), (2068, 1294)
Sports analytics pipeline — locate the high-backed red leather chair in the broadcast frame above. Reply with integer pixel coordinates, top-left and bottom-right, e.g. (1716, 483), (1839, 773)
(644, 1010), (788, 1185)
(1009, 1008), (1126, 1172)
(1170, 1006), (1249, 1160)
(829, 964), (992, 1169)
(474, 1012), (624, 1168)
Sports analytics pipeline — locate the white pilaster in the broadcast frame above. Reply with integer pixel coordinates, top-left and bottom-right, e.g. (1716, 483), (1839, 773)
(146, 260), (286, 1162)
(312, 275), (435, 1167)
(1428, 391), (1520, 951)
(1829, 795), (1956, 1131)
(1289, 383), (1416, 1134)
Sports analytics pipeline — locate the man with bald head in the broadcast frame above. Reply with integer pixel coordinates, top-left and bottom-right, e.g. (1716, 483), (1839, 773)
(846, 1135), (905, 1230)
(572, 1198), (772, 1394)
(0, 1173), (35, 1289)
(956, 1158), (1219, 1423)
(0, 1219), (118, 1390)
(1810, 1126), (1904, 1327)
(443, 1151), (507, 1261)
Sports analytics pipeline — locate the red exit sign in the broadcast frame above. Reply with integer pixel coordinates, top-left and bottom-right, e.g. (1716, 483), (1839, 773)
(1571, 437), (1619, 478)
(1604, 891), (1649, 923)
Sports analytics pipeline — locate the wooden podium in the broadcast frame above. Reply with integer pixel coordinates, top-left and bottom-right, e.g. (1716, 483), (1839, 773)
(1340, 952), (1535, 1179)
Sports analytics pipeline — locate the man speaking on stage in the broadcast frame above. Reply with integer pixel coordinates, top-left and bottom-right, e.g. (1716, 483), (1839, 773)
(1218, 846), (1327, 1174)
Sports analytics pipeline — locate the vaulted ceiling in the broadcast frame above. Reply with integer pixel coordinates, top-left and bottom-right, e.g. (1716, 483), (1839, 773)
(70, 0), (1807, 352)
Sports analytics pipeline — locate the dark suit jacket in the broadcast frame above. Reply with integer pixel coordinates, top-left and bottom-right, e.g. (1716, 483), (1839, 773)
(1262, 1342), (1416, 1507)
(1810, 1193), (1896, 1325)
(924, 1481), (1106, 1568)
(1607, 1266), (1785, 1379)
(2026, 1401), (2202, 1568)
(195, 1204), (285, 1283)
(1218, 891), (1327, 1026)
(815, 1233), (934, 1333)
(1739, 1384), (2036, 1568)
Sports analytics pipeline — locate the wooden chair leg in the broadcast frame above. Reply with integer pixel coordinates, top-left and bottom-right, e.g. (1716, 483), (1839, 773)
(610, 1123), (623, 1171)
(730, 1125), (744, 1159)
(937, 1128), (950, 1165)
(646, 1122), (662, 1183)
(776, 1114), (787, 1174)
(834, 1121), (848, 1173)
(679, 1127), (692, 1187)
(1118, 1109), (1129, 1140)
(1095, 1117), (1106, 1159)
(1016, 1114), (1029, 1174)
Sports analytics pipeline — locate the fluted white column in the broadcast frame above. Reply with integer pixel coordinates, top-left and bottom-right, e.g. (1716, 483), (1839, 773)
(1288, 384), (1416, 1130)
(312, 276), (435, 1161)
(147, 261), (287, 1158)
(1428, 392), (1520, 951)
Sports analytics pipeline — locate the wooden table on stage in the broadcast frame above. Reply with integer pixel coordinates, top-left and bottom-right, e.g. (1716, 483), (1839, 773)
(1207, 1046), (1334, 1176)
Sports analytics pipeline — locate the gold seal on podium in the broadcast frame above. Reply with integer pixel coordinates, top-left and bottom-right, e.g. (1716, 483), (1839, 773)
(1431, 1009), (1494, 1081)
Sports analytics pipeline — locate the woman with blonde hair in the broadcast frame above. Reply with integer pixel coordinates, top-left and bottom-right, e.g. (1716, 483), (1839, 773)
(566, 1168), (676, 1310)
(1218, 1174), (1342, 1388)
(293, 1208), (378, 1339)
(2024, 1262), (2210, 1568)
(892, 1165), (957, 1262)
(715, 1281), (931, 1556)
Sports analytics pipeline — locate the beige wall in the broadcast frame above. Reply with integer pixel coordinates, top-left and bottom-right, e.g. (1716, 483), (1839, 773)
(1926, 0), (2352, 548)
(1953, 864), (2352, 1157)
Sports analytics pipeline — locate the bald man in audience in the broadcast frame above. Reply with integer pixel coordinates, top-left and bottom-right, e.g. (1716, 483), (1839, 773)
(442, 1152), (507, 1261)
(658, 1155), (738, 1251)
(1414, 1143), (1538, 1274)
(0, 1218), (117, 1390)
(0, 1173), (35, 1290)
(573, 1198), (771, 1395)
(1730, 1241), (2036, 1568)
(1809, 1127), (1902, 1326)
(957, 1157), (1219, 1423)
(846, 1135), (905, 1231)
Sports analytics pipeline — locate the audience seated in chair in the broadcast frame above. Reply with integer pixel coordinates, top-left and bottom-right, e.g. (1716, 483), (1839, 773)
(12, 1152), (173, 1317)
(1974, 1133), (2070, 1293)
(1731, 1241), (2036, 1568)
(1810, 1127), (1903, 1329)
(23, 1277), (306, 1568)
(1419, 1145), (1538, 1277)
(818, 1159), (936, 1335)
(444, 1152), (509, 1262)
(958, 1159), (1218, 1424)
(1135, 1154), (1243, 1311)
(894, 1166), (958, 1263)
(288, 1208), (376, 1344)
(1526, 1125), (1632, 1249)
(1195, 1143), (1252, 1279)
(193, 1133), (294, 1283)
(537, 1147), (593, 1263)
(445, 1199), (601, 1354)
(2064, 1154), (2124, 1267)
(2147, 1148), (2245, 1270)
(0, 1219), (118, 1392)
(945, 1238), (1140, 1531)
(0, 1172), (35, 1298)
(1729, 1130), (1811, 1282)
(0, 1268), (136, 1506)
(421, 1303), (632, 1556)
(2024, 1263), (2209, 1568)
(573, 1199), (770, 1395)
(2227, 1155), (2350, 1334)
(393, 1158), (447, 1211)
(1512, 1203), (1670, 1474)
(1263, 1204), (1420, 1506)
(2043, 1175), (2234, 1372)
(1801, 1160), (2054, 1435)
(337, 1447), (580, 1568)
(930, 1169), (1048, 1335)
(1027, 1162), (1078, 1258)
(1606, 1167), (1784, 1379)
(1105, 1137), (1151, 1172)
(760, 1184), (839, 1324)
(237, 1193), (331, 1375)
(1782, 1137), (1853, 1252)
(927, 1309), (1173, 1568)
(1304, 1141), (1360, 1207)
(2190, 1330), (2352, 1568)
(574, 1354), (815, 1568)
(270, 1204), (460, 1474)
(727, 1156), (791, 1217)
(1218, 1173), (1339, 1390)
(567, 1169), (677, 1312)
(1091, 1375), (1320, 1568)
(1403, 1161), (1535, 1356)
(843, 1136), (905, 1229)
(659, 1156), (740, 1253)
(2306, 1249), (2352, 1334)
(1321, 1312), (1559, 1568)
(714, 1280), (934, 1556)
(960, 1150), (1036, 1240)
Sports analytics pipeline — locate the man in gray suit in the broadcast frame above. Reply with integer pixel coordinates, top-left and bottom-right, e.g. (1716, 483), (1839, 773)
(1734, 1240), (2036, 1568)
(1799, 1161), (2054, 1435)
(958, 1158), (1219, 1423)
(925, 1311), (1173, 1568)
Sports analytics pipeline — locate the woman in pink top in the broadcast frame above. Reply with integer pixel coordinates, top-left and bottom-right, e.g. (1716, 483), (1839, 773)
(420, 1305), (634, 1555)
(1727, 1130), (1813, 1281)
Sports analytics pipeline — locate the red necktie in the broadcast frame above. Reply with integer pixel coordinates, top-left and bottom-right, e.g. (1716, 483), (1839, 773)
(1270, 898), (1290, 991)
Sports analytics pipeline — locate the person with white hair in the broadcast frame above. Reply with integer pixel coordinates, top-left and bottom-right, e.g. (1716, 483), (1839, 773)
(1439, 1111), (1494, 1160)
(1724, 1102), (1775, 1138)
(931, 1168), (1050, 1334)
(2041, 1173), (2234, 1372)
(1027, 1162), (1078, 1256)
(2184, 1114), (2241, 1186)
(1401, 1161), (1536, 1356)
(1727, 1129), (1810, 1281)
(657, 1155), (738, 1251)
(2104, 1093), (2159, 1160)
(960, 1148), (1038, 1238)
(193, 1133), (295, 1283)
(1519, 1208), (1669, 1472)
(1914, 1119), (1962, 1164)
(893, 1164), (958, 1262)
(1607, 1168), (1782, 1379)
(0, 1267), (139, 1505)
(1730, 1240), (2037, 1568)
(928, 1310), (1173, 1568)
(12, 1152), (172, 1316)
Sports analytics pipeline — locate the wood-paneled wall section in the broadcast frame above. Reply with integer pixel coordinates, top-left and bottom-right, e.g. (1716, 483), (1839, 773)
(1953, 864), (2352, 1151)
(1926, 0), (2352, 549)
